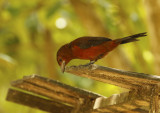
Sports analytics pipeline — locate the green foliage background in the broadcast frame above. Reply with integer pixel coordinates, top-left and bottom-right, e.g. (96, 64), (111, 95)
(0, 0), (155, 112)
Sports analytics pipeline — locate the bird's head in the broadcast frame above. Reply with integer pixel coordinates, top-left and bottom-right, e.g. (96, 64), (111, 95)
(57, 44), (73, 73)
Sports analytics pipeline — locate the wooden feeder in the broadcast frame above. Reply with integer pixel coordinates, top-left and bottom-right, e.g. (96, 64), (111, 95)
(6, 64), (160, 113)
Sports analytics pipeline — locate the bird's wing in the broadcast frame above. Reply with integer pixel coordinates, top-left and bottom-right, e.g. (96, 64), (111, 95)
(70, 36), (112, 49)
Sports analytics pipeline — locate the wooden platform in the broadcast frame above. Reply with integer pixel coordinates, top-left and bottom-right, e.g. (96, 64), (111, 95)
(6, 64), (160, 113)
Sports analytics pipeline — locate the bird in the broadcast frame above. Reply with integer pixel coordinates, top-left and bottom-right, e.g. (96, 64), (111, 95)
(57, 32), (147, 73)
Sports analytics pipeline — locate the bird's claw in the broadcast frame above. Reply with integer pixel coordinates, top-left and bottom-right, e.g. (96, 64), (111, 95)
(80, 61), (95, 67)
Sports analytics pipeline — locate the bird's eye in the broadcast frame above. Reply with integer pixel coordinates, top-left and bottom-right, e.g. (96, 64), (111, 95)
(59, 58), (62, 62)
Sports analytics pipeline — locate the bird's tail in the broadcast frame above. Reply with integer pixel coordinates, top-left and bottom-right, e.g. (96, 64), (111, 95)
(115, 32), (147, 44)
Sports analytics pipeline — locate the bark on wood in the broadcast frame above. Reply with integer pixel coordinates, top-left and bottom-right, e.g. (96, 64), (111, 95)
(149, 84), (160, 113)
(66, 64), (160, 89)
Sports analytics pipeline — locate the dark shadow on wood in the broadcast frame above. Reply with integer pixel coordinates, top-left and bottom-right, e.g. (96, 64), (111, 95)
(6, 88), (73, 113)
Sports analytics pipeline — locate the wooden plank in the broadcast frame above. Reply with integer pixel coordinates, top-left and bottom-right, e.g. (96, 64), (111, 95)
(12, 81), (78, 104)
(7, 70), (160, 113)
(149, 84), (160, 113)
(22, 75), (102, 99)
(11, 75), (102, 112)
(93, 91), (149, 113)
(92, 108), (148, 113)
(66, 64), (160, 89)
(6, 88), (73, 113)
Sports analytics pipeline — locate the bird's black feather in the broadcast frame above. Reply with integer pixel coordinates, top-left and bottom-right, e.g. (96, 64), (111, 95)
(71, 36), (112, 49)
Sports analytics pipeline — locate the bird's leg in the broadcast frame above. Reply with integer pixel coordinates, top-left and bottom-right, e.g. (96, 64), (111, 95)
(81, 60), (96, 66)
(83, 54), (103, 66)
(89, 60), (96, 64)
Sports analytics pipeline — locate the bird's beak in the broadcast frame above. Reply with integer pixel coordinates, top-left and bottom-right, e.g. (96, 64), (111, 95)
(61, 60), (66, 73)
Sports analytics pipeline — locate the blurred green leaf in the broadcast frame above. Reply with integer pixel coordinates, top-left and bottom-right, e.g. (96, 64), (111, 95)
(46, 1), (62, 18)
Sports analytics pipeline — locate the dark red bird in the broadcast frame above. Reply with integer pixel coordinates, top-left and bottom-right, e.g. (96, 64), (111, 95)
(57, 32), (147, 72)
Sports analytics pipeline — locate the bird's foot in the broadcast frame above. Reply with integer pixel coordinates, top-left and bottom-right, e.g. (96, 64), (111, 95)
(80, 61), (95, 67)
(89, 61), (96, 65)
